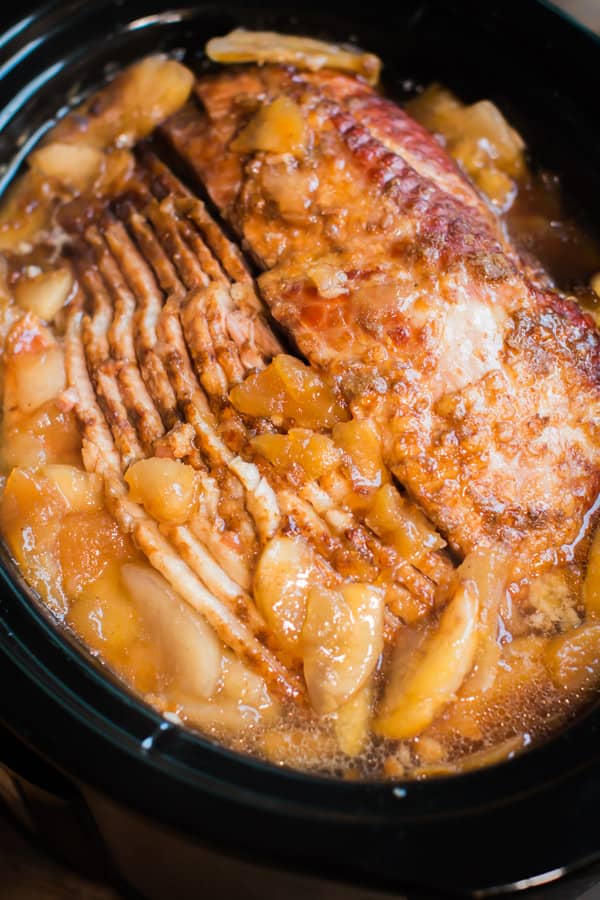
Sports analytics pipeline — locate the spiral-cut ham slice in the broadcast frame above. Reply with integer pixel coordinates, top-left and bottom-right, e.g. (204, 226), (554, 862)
(59, 142), (453, 704)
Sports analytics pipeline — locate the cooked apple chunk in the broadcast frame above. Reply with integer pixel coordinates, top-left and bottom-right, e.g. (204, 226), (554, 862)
(251, 428), (341, 480)
(253, 535), (317, 655)
(206, 29), (381, 84)
(230, 354), (348, 429)
(375, 579), (479, 739)
(47, 56), (194, 152)
(125, 457), (199, 525)
(231, 96), (308, 156)
(303, 582), (384, 715)
(14, 267), (73, 321)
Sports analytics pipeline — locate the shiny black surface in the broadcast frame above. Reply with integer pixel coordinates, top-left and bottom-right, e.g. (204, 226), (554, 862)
(1, 2), (600, 895)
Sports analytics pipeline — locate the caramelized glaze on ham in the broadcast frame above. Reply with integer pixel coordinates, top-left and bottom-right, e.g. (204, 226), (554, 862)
(162, 65), (600, 573)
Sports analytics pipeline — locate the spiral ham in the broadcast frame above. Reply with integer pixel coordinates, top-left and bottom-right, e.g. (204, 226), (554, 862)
(161, 64), (600, 574)
(3, 41), (600, 774)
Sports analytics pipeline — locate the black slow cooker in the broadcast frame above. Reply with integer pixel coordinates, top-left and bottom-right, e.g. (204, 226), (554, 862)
(1, 2), (600, 897)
